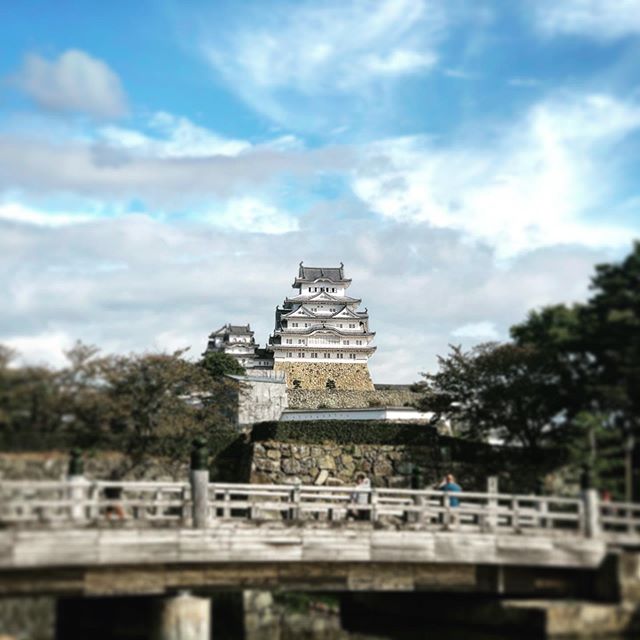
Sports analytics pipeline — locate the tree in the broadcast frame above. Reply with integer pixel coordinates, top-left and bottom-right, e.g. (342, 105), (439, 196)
(0, 343), (240, 473)
(579, 242), (640, 499)
(199, 351), (245, 379)
(418, 342), (569, 450)
(510, 242), (640, 498)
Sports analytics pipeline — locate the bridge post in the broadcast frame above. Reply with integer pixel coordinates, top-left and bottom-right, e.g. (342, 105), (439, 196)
(485, 476), (498, 532)
(370, 488), (378, 522)
(582, 488), (601, 538)
(190, 438), (210, 529)
(153, 592), (210, 640)
(289, 481), (301, 520)
(411, 466), (425, 524)
(67, 449), (89, 523)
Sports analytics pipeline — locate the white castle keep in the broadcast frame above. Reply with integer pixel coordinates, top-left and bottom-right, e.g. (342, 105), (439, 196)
(206, 262), (376, 389)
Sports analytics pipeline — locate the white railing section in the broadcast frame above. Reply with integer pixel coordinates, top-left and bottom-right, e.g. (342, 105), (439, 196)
(0, 480), (189, 525)
(1, 480), (639, 544)
(600, 500), (640, 541)
(206, 484), (584, 535)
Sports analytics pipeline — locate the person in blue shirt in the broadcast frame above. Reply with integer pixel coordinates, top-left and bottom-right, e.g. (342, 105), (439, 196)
(438, 474), (462, 507)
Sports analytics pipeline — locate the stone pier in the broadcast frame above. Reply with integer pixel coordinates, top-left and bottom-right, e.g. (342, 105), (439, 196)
(152, 593), (210, 640)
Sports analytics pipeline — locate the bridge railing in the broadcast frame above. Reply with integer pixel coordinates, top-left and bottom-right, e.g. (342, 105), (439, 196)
(2, 479), (639, 543)
(0, 480), (189, 525)
(203, 483), (585, 535)
(599, 500), (640, 542)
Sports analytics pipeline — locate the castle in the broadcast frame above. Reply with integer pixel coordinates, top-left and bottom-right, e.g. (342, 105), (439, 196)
(205, 263), (376, 390)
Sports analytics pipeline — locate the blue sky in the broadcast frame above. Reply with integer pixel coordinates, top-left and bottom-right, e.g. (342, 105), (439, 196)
(1, 0), (639, 381)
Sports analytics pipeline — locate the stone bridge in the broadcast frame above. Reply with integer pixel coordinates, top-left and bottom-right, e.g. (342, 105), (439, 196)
(3, 478), (640, 637)
(1, 477), (639, 598)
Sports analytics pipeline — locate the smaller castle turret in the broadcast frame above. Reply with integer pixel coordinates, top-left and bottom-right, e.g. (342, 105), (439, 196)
(205, 323), (273, 370)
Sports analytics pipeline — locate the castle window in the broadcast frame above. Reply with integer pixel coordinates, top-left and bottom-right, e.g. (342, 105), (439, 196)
(339, 323), (343, 328)
(349, 353), (356, 359)
(336, 353), (344, 359)
(293, 379), (301, 388)
(324, 352), (330, 358)
(298, 339), (304, 344)
(311, 352), (318, 358)
(287, 352), (292, 357)
(343, 340), (349, 345)
(349, 323), (356, 328)
(356, 340), (363, 345)
(326, 379), (336, 389)
(286, 339), (292, 344)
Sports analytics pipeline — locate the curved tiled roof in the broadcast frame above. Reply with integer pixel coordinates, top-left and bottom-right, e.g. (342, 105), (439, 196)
(293, 262), (352, 287)
(272, 325), (375, 338)
(285, 292), (361, 304)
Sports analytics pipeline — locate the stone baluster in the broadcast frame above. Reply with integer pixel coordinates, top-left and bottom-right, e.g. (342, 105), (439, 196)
(582, 488), (601, 539)
(67, 448), (88, 523)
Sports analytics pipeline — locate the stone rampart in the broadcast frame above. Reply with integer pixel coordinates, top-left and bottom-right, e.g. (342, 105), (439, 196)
(273, 362), (374, 390)
(287, 388), (421, 409)
(250, 440), (488, 489)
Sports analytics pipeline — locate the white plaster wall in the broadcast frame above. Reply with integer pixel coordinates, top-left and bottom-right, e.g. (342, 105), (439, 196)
(236, 378), (289, 425)
(280, 408), (434, 422)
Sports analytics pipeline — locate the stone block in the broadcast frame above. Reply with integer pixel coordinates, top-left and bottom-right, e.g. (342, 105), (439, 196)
(318, 456), (336, 471)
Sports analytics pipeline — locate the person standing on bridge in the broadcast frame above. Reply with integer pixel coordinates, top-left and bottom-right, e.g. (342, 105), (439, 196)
(349, 473), (371, 521)
(437, 474), (461, 507)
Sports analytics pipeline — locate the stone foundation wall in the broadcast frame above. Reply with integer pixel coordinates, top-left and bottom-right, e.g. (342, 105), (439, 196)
(250, 440), (490, 490)
(274, 362), (374, 391)
(287, 388), (421, 409)
(0, 597), (54, 640)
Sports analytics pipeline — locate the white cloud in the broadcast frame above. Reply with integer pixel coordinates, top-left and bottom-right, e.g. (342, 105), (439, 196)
(199, 0), (446, 127)
(4, 331), (75, 369)
(15, 50), (128, 118)
(362, 49), (437, 75)
(533, 0), (640, 40)
(0, 211), (617, 381)
(100, 112), (251, 158)
(205, 197), (299, 235)
(0, 133), (346, 210)
(451, 321), (499, 340)
(352, 93), (640, 257)
(0, 202), (94, 227)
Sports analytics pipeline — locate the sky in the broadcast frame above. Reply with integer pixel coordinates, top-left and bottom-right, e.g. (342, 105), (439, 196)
(1, 0), (639, 383)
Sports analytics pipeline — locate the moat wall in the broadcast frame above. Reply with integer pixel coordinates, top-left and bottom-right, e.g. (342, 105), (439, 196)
(249, 422), (567, 492)
(286, 388), (421, 409)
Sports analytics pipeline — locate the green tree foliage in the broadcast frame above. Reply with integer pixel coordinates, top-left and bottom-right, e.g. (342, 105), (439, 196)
(420, 242), (640, 496)
(0, 343), (239, 471)
(199, 351), (246, 379)
(418, 343), (569, 449)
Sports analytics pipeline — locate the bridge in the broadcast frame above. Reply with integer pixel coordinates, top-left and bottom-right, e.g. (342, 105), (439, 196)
(3, 478), (640, 638)
(2, 477), (639, 596)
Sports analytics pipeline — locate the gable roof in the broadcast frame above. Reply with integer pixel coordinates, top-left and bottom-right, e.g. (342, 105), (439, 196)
(293, 262), (352, 287)
(210, 323), (253, 336)
(286, 291), (361, 304)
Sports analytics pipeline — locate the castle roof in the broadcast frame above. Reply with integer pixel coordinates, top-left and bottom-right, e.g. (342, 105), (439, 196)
(293, 262), (352, 287)
(281, 304), (367, 320)
(273, 325), (375, 339)
(285, 292), (361, 305)
(209, 323), (253, 336)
